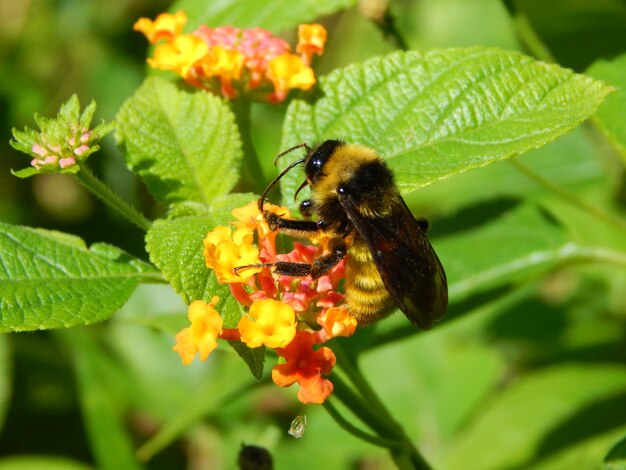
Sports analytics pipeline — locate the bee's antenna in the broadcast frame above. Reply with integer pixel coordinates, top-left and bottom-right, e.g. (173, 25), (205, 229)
(293, 179), (309, 202)
(258, 158), (306, 211)
(273, 143), (311, 166)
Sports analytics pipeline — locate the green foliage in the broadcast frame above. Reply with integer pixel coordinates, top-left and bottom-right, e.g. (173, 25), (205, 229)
(2, 2), (626, 469)
(116, 77), (243, 205)
(587, 53), (626, 161)
(0, 222), (156, 332)
(280, 48), (611, 209)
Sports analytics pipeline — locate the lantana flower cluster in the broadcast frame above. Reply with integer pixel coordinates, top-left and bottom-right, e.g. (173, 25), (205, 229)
(10, 95), (114, 176)
(134, 11), (327, 102)
(173, 201), (357, 404)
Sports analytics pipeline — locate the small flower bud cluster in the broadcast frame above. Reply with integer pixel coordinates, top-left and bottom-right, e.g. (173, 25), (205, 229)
(10, 95), (114, 177)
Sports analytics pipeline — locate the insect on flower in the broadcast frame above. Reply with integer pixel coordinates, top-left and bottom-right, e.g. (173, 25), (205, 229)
(236, 140), (448, 329)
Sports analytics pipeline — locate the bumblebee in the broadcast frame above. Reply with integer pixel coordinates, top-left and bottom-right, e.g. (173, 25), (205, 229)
(240, 140), (448, 329)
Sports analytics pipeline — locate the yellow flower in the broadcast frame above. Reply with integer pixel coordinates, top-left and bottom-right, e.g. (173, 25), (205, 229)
(238, 299), (297, 349)
(173, 297), (223, 365)
(200, 45), (246, 80)
(318, 307), (357, 338)
(267, 54), (316, 94)
(203, 225), (262, 283)
(147, 34), (208, 79)
(134, 11), (187, 44)
(296, 24), (327, 63)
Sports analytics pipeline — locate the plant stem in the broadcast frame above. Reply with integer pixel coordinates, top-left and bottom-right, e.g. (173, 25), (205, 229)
(231, 98), (265, 194)
(509, 158), (626, 234)
(330, 344), (432, 469)
(323, 399), (401, 449)
(509, 11), (556, 63)
(75, 165), (151, 231)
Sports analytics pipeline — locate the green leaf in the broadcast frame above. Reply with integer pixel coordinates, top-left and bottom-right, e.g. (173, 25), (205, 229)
(60, 329), (141, 470)
(605, 435), (626, 470)
(439, 204), (567, 303)
(280, 47), (612, 208)
(228, 341), (265, 380)
(0, 222), (156, 332)
(0, 456), (94, 470)
(506, 0), (626, 71)
(447, 364), (626, 470)
(145, 193), (255, 308)
(116, 77), (242, 206)
(0, 335), (11, 432)
(587, 53), (626, 161)
(172, 0), (355, 31)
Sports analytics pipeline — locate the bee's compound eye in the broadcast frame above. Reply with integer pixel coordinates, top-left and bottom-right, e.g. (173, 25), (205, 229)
(337, 184), (347, 195)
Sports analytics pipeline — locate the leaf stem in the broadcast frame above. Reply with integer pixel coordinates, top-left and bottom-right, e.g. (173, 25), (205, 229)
(75, 165), (151, 232)
(509, 158), (626, 234)
(231, 98), (265, 194)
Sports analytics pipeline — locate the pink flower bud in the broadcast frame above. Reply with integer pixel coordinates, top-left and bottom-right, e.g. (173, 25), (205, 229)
(32, 143), (48, 157)
(59, 157), (76, 168)
(74, 144), (89, 156)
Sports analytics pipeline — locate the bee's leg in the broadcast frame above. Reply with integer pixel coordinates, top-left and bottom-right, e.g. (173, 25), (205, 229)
(234, 243), (346, 279)
(264, 210), (321, 237)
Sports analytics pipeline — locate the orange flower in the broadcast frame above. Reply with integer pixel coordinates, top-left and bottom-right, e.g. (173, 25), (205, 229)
(134, 11), (187, 44)
(318, 307), (357, 339)
(272, 331), (336, 404)
(267, 54), (315, 100)
(173, 297), (223, 364)
(203, 225), (261, 283)
(147, 34), (208, 79)
(296, 24), (327, 65)
(238, 299), (297, 348)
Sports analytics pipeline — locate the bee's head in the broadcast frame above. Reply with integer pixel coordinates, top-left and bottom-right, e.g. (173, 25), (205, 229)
(304, 139), (343, 184)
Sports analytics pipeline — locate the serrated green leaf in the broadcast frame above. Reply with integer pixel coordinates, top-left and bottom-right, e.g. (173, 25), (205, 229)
(172, 0), (355, 31)
(228, 341), (265, 380)
(116, 77), (242, 206)
(145, 194), (256, 306)
(587, 53), (626, 161)
(280, 47), (612, 208)
(0, 222), (156, 332)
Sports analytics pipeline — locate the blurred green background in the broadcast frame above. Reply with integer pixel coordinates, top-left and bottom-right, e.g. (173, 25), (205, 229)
(1, 0), (626, 469)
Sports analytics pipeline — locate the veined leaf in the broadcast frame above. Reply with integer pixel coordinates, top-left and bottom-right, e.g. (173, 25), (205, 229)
(280, 47), (612, 207)
(145, 193), (254, 327)
(0, 222), (156, 332)
(116, 77), (242, 206)
(172, 0), (355, 31)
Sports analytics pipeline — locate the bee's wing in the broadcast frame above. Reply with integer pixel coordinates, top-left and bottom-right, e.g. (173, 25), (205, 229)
(340, 195), (448, 329)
